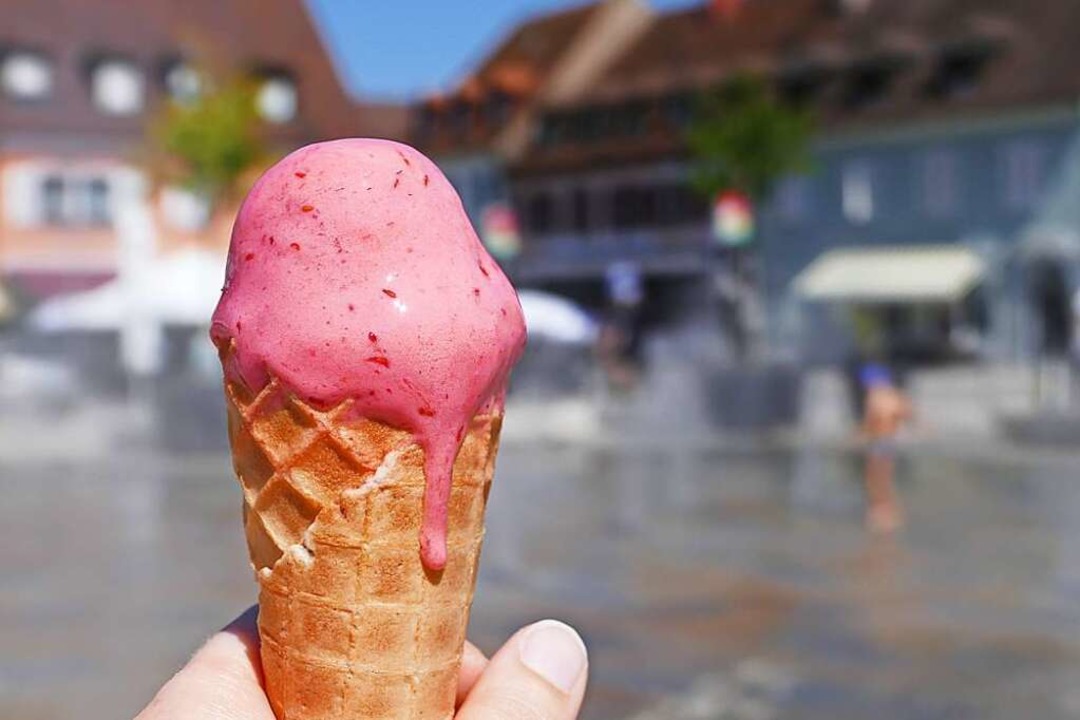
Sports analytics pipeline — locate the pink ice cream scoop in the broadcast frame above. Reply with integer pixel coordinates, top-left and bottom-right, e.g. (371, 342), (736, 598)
(211, 138), (526, 570)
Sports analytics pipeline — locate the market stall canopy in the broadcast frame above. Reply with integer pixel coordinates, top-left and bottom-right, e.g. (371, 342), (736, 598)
(29, 248), (224, 332)
(794, 245), (985, 304)
(517, 289), (598, 344)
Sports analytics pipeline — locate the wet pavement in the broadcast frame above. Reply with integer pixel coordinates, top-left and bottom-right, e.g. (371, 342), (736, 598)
(5, 410), (1080, 719)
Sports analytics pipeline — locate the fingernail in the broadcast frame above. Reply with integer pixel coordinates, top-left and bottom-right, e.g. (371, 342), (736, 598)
(519, 619), (588, 693)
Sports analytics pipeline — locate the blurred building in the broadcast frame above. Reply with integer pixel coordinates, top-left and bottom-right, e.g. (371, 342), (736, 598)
(416, 0), (1080, 363)
(411, 0), (653, 243)
(0, 0), (405, 303)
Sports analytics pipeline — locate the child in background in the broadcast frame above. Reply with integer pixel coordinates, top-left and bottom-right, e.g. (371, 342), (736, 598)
(859, 364), (912, 533)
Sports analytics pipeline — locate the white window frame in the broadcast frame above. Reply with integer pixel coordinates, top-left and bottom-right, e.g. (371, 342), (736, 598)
(91, 59), (145, 116)
(842, 159), (875, 225)
(1, 51), (54, 101)
(256, 74), (298, 124)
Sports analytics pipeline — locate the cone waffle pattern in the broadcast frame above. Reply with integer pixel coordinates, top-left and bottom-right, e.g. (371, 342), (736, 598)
(223, 372), (502, 720)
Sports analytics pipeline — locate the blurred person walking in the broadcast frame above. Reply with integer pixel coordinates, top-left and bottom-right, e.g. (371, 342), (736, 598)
(598, 261), (645, 391)
(859, 364), (912, 533)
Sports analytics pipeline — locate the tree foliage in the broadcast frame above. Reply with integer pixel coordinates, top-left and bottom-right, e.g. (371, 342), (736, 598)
(687, 74), (815, 203)
(147, 71), (266, 205)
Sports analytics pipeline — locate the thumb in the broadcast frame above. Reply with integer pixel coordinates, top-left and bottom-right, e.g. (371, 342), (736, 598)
(457, 620), (588, 720)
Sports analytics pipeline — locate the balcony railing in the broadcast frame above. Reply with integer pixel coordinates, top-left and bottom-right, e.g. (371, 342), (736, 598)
(510, 224), (709, 280)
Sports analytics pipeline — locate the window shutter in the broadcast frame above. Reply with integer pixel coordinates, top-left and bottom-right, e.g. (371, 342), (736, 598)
(3, 162), (46, 228)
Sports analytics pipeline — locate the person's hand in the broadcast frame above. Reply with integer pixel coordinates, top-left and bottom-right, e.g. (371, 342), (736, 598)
(136, 606), (588, 720)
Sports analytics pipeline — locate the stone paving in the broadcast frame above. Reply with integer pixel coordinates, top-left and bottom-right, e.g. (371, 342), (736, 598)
(5, 396), (1080, 719)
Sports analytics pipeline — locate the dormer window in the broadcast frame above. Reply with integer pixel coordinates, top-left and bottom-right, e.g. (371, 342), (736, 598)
(1, 51), (54, 101)
(90, 58), (145, 116)
(255, 71), (298, 124)
(537, 113), (565, 147)
(412, 106), (437, 142)
(486, 91), (512, 128)
(662, 92), (694, 129)
(842, 56), (904, 109)
(446, 101), (471, 140)
(163, 60), (201, 104)
(610, 101), (648, 137)
(779, 64), (833, 107)
(829, 0), (873, 15)
(925, 43), (995, 99)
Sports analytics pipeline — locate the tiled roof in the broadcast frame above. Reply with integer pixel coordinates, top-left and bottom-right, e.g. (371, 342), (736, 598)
(472, 1), (600, 92)
(411, 2), (601, 155)
(510, 0), (1080, 173)
(0, 0), (405, 148)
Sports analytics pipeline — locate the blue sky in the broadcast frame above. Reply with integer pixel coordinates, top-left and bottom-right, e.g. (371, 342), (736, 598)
(305, 0), (702, 100)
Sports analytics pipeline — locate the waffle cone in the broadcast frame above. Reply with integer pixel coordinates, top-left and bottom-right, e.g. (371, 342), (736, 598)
(222, 372), (502, 720)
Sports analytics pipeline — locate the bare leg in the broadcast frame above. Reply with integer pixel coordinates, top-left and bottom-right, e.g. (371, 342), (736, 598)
(865, 451), (904, 533)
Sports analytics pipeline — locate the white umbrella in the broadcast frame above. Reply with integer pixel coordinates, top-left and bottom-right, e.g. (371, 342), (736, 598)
(29, 281), (123, 332)
(516, 289), (598, 344)
(29, 248), (225, 332)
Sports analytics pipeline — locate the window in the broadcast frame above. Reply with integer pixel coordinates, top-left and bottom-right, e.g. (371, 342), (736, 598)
(578, 108), (612, 142)
(1002, 140), (1045, 210)
(830, 0), (872, 14)
(613, 185), (658, 229)
(39, 176), (112, 227)
(526, 193), (553, 235)
(487, 91), (511, 128)
(925, 46), (994, 99)
(163, 60), (201, 103)
(775, 177), (809, 223)
(256, 72), (298, 124)
(42, 176), (64, 224)
(657, 184), (709, 225)
(636, 186), (658, 227)
(921, 150), (958, 217)
(91, 59), (145, 115)
(1, 51), (53, 101)
(87, 179), (110, 225)
(446, 102), (470, 140)
(471, 172), (487, 209)
(663, 93), (694, 129)
(842, 61), (900, 109)
(572, 188), (590, 232)
(842, 160), (874, 224)
(412, 106), (438, 142)
(778, 66), (831, 108)
(610, 101), (648, 137)
(160, 185), (211, 231)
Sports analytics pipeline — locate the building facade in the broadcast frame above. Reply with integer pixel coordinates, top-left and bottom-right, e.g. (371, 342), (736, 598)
(425, 0), (1080, 362)
(412, 0), (653, 244)
(0, 0), (405, 303)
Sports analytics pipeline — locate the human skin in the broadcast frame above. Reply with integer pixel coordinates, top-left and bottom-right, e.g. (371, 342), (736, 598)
(135, 607), (588, 720)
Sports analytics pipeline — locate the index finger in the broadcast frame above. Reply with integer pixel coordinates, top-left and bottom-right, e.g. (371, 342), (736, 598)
(458, 641), (489, 706)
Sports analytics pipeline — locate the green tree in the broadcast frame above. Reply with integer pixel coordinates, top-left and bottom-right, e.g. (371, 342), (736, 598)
(688, 74), (814, 205)
(687, 74), (814, 360)
(147, 70), (267, 207)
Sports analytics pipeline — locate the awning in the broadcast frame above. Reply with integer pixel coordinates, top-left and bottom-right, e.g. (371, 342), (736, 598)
(794, 245), (984, 304)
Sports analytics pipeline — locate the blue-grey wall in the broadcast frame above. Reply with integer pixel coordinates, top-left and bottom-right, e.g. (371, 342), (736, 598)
(762, 117), (1076, 294)
(499, 109), (1080, 361)
(760, 112), (1080, 361)
(438, 154), (508, 227)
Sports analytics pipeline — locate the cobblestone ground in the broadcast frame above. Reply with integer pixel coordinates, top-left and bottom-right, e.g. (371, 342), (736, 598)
(5, 397), (1080, 719)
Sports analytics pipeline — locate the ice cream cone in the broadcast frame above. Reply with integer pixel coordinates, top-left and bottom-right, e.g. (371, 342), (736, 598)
(222, 362), (502, 720)
(211, 138), (525, 719)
